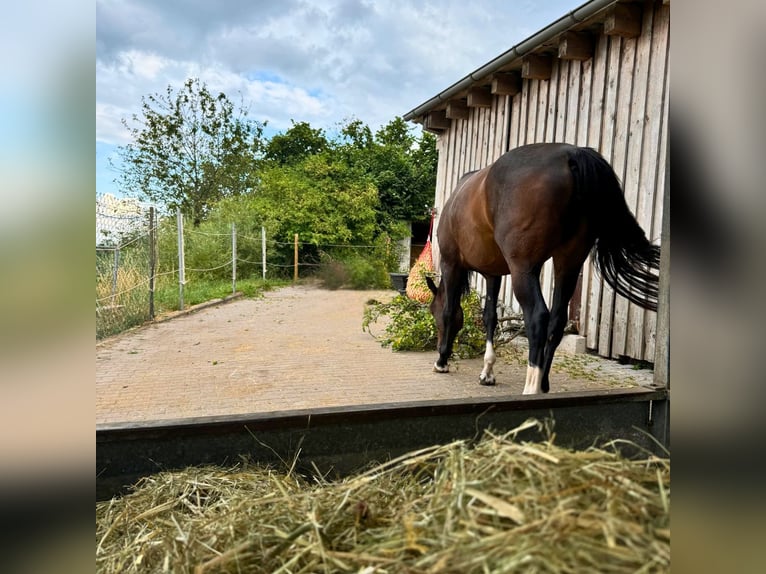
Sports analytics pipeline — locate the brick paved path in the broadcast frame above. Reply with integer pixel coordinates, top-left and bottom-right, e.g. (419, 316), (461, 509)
(96, 284), (650, 425)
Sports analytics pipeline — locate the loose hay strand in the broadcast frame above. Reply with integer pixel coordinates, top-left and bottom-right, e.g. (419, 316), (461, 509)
(96, 421), (670, 573)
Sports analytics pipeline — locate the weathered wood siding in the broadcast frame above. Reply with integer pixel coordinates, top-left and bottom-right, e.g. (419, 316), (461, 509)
(431, 0), (668, 361)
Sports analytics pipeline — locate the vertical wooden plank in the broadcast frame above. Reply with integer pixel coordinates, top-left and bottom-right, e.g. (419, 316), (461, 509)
(487, 96), (501, 163)
(499, 94), (511, 155)
(503, 93), (520, 311)
(491, 100), (499, 159)
(469, 107), (480, 171)
(577, 58), (593, 147)
(526, 78), (539, 144)
(536, 77), (550, 142)
(460, 108), (470, 173)
(462, 109), (472, 174)
(475, 106), (484, 170)
(447, 118), (459, 199)
(507, 90), (522, 311)
(432, 133), (448, 271)
(557, 57), (578, 332)
(541, 60), (569, 306)
(485, 103), (494, 164)
(543, 61), (566, 305)
(653, 122), (670, 386)
(494, 95), (506, 159)
(464, 109), (478, 292)
(475, 107), (485, 170)
(583, 33), (608, 350)
(480, 105), (491, 167)
(435, 123), (454, 273)
(436, 131), (447, 224)
(607, 32), (637, 359)
(566, 57), (592, 329)
(545, 59), (560, 143)
(554, 59), (569, 142)
(621, 4), (654, 360)
(580, 35), (609, 349)
(645, 4), (670, 359)
(477, 106), (490, 295)
(518, 79), (529, 146)
(509, 92), (521, 150)
(597, 35), (623, 358)
(565, 59), (581, 144)
(628, 2), (666, 360)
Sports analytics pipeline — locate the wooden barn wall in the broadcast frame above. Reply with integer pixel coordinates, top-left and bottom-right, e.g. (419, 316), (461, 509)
(431, 0), (669, 362)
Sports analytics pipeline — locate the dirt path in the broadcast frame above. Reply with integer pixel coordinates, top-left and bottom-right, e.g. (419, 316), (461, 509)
(96, 284), (650, 425)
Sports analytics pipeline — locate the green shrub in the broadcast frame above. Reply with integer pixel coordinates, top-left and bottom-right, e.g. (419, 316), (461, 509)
(345, 254), (389, 289)
(363, 291), (487, 358)
(317, 258), (350, 290)
(318, 251), (390, 290)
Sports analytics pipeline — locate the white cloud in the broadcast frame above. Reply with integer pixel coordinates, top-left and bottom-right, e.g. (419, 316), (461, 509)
(96, 0), (582, 189)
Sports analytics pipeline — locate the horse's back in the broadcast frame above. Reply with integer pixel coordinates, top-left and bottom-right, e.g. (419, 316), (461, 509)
(487, 143), (576, 200)
(491, 144), (585, 255)
(439, 143), (591, 273)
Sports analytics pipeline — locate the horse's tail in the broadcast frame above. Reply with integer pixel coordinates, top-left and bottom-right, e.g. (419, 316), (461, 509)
(569, 146), (660, 312)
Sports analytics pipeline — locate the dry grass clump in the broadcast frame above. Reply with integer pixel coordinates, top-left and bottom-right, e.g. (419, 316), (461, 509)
(96, 420), (670, 573)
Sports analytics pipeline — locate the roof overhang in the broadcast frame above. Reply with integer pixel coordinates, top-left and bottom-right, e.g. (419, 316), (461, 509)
(403, 0), (623, 130)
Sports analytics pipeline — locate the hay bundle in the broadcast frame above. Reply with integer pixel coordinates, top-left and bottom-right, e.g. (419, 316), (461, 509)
(405, 241), (435, 303)
(96, 420), (670, 573)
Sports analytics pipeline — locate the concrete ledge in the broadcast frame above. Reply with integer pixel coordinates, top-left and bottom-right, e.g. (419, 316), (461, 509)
(559, 334), (586, 355)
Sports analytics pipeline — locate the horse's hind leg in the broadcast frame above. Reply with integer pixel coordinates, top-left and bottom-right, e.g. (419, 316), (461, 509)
(540, 255), (589, 392)
(510, 264), (549, 394)
(539, 269), (580, 393)
(479, 276), (502, 386)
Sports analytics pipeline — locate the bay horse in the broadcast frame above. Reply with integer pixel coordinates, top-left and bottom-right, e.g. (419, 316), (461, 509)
(425, 143), (660, 394)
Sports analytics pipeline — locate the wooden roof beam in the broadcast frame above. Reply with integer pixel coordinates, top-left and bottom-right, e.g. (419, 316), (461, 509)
(521, 54), (552, 80)
(467, 87), (492, 108)
(604, 3), (643, 38)
(424, 109), (450, 131)
(491, 73), (521, 96)
(558, 31), (593, 61)
(446, 100), (469, 120)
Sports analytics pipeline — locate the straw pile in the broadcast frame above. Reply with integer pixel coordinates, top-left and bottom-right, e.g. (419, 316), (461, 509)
(96, 420), (670, 573)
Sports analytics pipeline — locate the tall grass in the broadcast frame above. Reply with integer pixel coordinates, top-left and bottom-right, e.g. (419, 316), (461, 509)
(97, 246), (152, 339)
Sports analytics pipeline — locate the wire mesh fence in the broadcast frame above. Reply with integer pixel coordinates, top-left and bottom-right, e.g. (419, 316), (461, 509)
(96, 194), (156, 338)
(96, 194), (405, 339)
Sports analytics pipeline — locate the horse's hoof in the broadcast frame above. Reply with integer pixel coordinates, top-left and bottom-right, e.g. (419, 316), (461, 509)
(433, 363), (449, 373)
(479, 376), (496, 386)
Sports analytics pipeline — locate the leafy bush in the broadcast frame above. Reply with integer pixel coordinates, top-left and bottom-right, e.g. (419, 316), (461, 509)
(316, 258), (349, 290)
(317, 251), (390, 290)
(363, 291), (487, 358)
(345, 254), (389, 289)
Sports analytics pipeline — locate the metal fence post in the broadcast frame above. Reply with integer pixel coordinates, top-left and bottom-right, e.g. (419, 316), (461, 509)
(294, 233), (299, 282)
(149, 206), (156, 319)
(111, 248), (120, 305)
(232, 222), (237, 294)
(177, 207), (185, 310)
(261, 226), (267, 280)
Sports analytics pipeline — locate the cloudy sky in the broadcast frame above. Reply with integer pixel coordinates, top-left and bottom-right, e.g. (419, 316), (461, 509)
(97, 0), (582, 197)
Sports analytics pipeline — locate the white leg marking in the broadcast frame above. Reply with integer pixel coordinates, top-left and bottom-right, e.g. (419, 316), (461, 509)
(434, 361), (449, 373)
(522, 364), (543, 395)
(480, 341), (496, 385)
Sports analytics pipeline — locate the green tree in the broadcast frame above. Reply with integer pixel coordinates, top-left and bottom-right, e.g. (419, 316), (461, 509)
(264, 120), (328, 165)
(115, 78), (265, 225)
(333, 117), (437, 230)
(255, 153), (379, 247)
